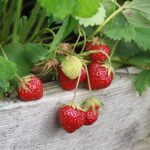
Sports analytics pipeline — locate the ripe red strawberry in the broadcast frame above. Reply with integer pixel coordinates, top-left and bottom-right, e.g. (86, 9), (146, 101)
(58, 104), (85, 133)
(86, 41), (110, 62)
(57, 65), (86, 90)
(82, 97), (103, 125)
(85, 62), (113, 90)
(17, 75), (43, 101)
(84, 109), (99, 125)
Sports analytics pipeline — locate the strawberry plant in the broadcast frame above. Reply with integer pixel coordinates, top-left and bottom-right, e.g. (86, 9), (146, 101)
(0, 0), (150, 100)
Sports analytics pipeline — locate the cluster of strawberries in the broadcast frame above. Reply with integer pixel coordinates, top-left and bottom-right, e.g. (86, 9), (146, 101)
(17, 38), (114, 133)
(58, 98), (102, 133)
(58, 40), (113, 91)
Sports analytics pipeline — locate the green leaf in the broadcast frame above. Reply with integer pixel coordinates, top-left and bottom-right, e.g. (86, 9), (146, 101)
(76, 5), (106, 27)
(135, 70), (150, 95)
(0, 80), (10, 91)
(18, 16), (28, 35)
(3, 43), (32, 76)
(62, 16), (78, 39)
(133, 27), (150, 51)
(123, 0), (150, 28)
(123, 9), (150, 28)
(116, 40), (142, 57)
(48, 16), (70, 59)
(104, 14), (136, 42)
(0, 56), (17, 80)
(124, 0), (150, 16)
(38, 0), (102, 19)
(103, 0), (116, 16)
(24, 43), (49, 64)
(74, 0), (102, 18)
(128, 53), (150, 68)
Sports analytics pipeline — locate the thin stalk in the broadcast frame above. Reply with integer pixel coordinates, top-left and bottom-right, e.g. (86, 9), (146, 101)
(15, 74), (23, 82)
(110, 41), (119, 58)
(0, 45), (8, 60)
(13, 0), (22, 42)
(111, 0), (121, 8)
(42, 28), (56, 37)
(80, 27), (87, 53)
(73, 27), (81, 51)
(84, 65), (92, 97)
(50, 26), (61, 30)
(92, 6), (124, 36)
(34, 36), (53, 43)
(72, 73), (81, 102)
(71, 40), (84, 47)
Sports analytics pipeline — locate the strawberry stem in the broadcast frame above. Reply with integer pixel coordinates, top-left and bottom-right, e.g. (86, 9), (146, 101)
(80, 27), (87, 54)
(92, 6), (124, 36)
(110, 41), (119, 58)
(16, 74), (23, 82)
(84, 65), (92, 97)
(72, 72), (81, 102)
(0, 44), (8, 60)
(73, 26), (81, 51)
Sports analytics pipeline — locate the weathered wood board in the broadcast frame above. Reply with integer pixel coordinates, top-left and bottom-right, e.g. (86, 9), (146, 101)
(0, 72), (150, 150)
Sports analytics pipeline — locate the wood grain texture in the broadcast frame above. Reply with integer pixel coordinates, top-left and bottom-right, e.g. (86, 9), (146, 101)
(0, 73), (150, 150)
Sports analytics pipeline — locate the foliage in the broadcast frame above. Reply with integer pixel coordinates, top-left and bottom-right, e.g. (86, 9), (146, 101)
(38, 0), (103, 19)
(135, 70), (150, 95)
(0, 0), (150, 98)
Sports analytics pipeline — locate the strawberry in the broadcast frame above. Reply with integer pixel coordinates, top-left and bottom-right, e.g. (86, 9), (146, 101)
(61, 55), (82, 79)
(85, 62), (113, 90)
(82, 97), (102, 110)
(17, 75), (43, 101)
(58, 65), (86, 90)
(84, 109), (99, 125)
(86, 40), (110, 62)
(82, 98), (103, 125)
(58, 103), (85, 133)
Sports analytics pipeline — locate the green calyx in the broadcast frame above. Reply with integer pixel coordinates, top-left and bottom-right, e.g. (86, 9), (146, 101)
(101, 63), (115, 76)
(82, 97), (103, 112)
(18, 75), (34, 92)
(65, 102), (84, 111)
(61, 55), (82, 79)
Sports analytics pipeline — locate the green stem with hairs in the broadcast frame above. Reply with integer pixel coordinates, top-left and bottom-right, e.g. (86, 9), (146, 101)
(0, 45), (8, 60)
(92, 6), (124, 37)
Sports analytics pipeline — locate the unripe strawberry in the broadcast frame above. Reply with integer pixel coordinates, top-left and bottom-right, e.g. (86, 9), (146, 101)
(58, 65), (87, 90)
(61, 55), (82, 79)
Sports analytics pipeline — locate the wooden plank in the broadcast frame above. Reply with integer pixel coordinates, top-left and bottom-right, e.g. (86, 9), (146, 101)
(0, 73), (150, 150)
